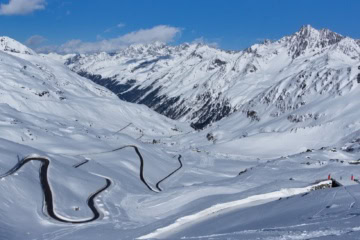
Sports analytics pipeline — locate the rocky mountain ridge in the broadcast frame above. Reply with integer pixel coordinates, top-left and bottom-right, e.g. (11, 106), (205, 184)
(48, 25), (360, 129)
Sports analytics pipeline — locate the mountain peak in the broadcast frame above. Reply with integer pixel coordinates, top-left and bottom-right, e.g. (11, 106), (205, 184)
(0, 36), (36, 55)
(117, 41), (171, 57)
(295, 24), (343, 41)
(297, 24), (318, 37)
(286, 25), (344, 58)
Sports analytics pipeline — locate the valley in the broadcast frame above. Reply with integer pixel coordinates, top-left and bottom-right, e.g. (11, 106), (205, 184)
(0, 25), (360, 239)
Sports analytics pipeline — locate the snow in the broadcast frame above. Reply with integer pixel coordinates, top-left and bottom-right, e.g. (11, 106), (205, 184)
(0, 26), (360, 240)
(160, 184), (360, 240)
(138, 180), (332, 239)
(0, 37), (36, 55)
(55, 25), (360, 130)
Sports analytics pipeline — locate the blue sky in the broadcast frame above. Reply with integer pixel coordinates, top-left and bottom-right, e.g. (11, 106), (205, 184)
(1, 0), (359, 53)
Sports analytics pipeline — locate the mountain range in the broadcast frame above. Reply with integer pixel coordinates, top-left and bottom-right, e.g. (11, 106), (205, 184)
(1, 25), (360, 239)
(48, 25), (360, 131)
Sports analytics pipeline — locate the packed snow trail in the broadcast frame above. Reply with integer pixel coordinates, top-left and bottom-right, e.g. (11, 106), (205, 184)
(138, 180), (333, 239)
(0, 156), (111, 224)
(155, 155), (183, 191)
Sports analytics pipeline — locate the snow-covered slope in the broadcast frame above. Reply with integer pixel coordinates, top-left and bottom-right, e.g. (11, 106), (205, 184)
(0, 36), (36, 55)
(146, 184), (360, 240)
(1, 30), (360, 240)
(0, 37), (197, 238)
(56, 25), (360, 129)
(183, 30), (360, 158)
(0, 37), (189, 144)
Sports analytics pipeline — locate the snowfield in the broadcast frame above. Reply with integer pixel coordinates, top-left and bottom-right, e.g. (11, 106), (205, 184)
(0, 25), (360, 240)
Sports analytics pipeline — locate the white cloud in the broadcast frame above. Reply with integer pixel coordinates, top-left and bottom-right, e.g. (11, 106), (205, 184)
(40, 25), (182, 54)
(0, 0), (46, 15)
(119, 25), (181, 44)
(117, 23), (126, 28)
(105, 22), (126, 33)
(25, 35), (47, 46)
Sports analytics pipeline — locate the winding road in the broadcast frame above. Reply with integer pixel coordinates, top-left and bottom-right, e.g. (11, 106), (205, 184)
(75, 146), (183, 192)
(73, 159), (89, 168)
(0, 156), (111, 224)
(1, 145), (183, 224)
(156, 155), (182, 191)
(76, 145), (157, 192)
(114, 123), (132, 134)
